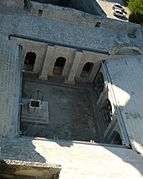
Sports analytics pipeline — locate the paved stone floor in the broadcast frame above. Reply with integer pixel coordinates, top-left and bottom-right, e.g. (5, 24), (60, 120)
(21, 79), (99, 142)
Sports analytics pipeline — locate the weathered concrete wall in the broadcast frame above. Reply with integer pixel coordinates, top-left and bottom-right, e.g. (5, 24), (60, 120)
(11, 37), (47, 74)
(32, 0), (70, 7)
(31, 0), (106, 16)
(46, 46), (76, 78)
(72, 0), (106, 17)
(1, 138), (143, 179)
(75, 51), (107, 83)
(10, 36), (108, 83)
(0, 35), (21, 138)
(0, 160), (61, 179)
(30, 1), (142, 41)
(0, 0), (24, 9)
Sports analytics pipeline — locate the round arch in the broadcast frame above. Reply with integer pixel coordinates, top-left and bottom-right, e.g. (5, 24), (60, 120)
(112, 46), (141, 55)
(80, 62), (94, 78)
(24, 52), (36, 71)
(111, 131), (122, 145)
(53, 57), (66, 76)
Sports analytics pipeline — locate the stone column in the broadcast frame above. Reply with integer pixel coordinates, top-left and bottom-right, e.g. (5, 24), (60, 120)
(39, 45), (55, 80)
(66, 51), (83, 84)
(89, 62), (100, 83)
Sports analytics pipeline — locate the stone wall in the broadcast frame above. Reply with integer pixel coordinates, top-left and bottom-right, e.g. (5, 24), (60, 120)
(0, 35), (21, 138)
(30, 0), (106, 17)
(11, 38), (47, 74)
(0, 0), (24, 9)
(0, 160), (61, 179)
(32, 0), (70, 7)
(30, 1), (142, 40)
(72, 0), (106, 17)
(10, 36), (109, 83)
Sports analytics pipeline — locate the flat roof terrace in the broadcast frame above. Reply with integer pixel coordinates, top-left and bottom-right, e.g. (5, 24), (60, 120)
(21, 79), (99, 142)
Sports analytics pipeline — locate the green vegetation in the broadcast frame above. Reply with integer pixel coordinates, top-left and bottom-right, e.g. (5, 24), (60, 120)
(123, 0), (129, 6)
(127, 0), (143, 24)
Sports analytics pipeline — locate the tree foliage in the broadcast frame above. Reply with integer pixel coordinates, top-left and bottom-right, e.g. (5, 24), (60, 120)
(128, 0), (143, 24)
(128, 0), (143, 14)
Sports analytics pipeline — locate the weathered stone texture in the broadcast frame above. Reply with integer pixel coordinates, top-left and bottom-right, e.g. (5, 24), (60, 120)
(1, 138), (143, 179)
(0, 159), (61, 179)
(0, 35), (20, 137)
(0, 0), (24, 9)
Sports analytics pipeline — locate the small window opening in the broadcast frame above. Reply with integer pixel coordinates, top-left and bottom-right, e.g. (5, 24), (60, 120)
(95, 22), (101, 27)
(38, 9), (43, 16)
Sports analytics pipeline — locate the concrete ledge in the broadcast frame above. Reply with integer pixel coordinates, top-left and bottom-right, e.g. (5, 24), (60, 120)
(0, 160), (61, 179)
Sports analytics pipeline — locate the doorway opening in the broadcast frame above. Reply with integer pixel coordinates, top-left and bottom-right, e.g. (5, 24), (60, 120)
(24, 52), (36, 71)
(80, 62), (94, 78)
(53, 57), (66, 76)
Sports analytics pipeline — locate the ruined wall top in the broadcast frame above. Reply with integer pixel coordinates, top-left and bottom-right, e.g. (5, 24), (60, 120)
(0, 0), (24, 9)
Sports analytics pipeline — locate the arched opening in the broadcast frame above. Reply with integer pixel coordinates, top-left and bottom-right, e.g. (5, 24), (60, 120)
(80, 62), (94, 78)
(102, 99), (112, 125)
(53, 57), (66, 76)
(111, 131), (122, 145)
(24, 52), (36, 71)
(112, 47), (141, 55)
(94, 72), (104, 98)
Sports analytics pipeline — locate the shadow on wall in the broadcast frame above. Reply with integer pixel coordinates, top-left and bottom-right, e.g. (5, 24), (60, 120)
(0, 138), (61, 178)
(106, 145), (143, 177)
(31, 0), (106, 17)
(1, 138), (46, 163)
(32, 136), (143, 178)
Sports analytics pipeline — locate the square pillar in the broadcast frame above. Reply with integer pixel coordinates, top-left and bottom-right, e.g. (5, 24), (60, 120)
(66, 51), (83, 84)
(39, 45), (55, 80)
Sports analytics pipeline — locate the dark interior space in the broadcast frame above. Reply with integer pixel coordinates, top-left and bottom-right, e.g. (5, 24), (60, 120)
(94, 72), (104, 98)
(110, 131), (122, 145)
(53, 57), (66, 75)
(24, 52), (36, 71)
(80, 62), (94, 78)
(82, 62), (94, 72)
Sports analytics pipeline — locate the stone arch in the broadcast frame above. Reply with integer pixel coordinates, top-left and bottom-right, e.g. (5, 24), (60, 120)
(103, 98), (112, 124)
(80, 62), (94, 78)
(24, 52), (36, 71)
(112, 46), (141, 55)
(53, 57), (66, 76)
(111, 131), (122, 145)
